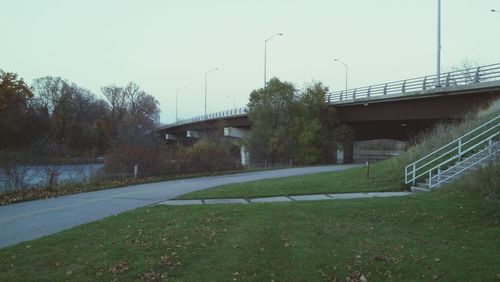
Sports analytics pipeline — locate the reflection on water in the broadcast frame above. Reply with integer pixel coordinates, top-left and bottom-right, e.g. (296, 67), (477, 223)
(0, 163), (104, 191)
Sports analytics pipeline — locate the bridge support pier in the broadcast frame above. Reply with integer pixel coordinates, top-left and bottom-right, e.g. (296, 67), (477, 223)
(186, 130), (202, 139)
(337, 142), (354, 164)
(224, 127), (251, 167)
(240, 144), (250, 166)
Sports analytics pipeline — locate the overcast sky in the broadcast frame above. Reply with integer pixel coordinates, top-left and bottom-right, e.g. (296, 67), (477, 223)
(1, 0), (499, 123)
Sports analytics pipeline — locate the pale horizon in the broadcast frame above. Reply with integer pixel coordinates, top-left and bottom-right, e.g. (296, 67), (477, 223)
(2, 0), (499, 124)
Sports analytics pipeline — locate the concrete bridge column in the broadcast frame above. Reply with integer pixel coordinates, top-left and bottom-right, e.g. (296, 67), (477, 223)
(240, 144), (250, 166)
(337, 142), (354, 164)
(224, 127), (251, 166)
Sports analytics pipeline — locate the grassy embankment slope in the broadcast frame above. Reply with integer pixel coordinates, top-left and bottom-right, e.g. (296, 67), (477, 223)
(0, 101), (498, 281)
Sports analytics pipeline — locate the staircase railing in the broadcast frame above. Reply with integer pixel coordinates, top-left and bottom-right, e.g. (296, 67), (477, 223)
(429, 141), (499, 188)
(405, 115), (500, 186)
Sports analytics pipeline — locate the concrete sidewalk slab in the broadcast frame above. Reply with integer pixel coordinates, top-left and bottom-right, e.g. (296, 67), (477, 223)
(204, 198), (249, 205)
(156, 200), (203, 206)
(250, 196), (292, 203)
(327, 193), (372, 199)
(155, 192), (412, 206)
(366, 192), (412, 197)
(289, 194), (331, 201)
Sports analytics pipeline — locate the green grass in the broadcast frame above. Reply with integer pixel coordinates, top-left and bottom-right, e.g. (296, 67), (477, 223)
(177, 159), (405, 200)
(1, 102), (498, 281)
(1, 189), (499, 281)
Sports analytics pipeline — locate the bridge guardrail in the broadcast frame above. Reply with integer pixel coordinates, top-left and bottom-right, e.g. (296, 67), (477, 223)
(164, 62), (500, 128)
(326, 63), (500, 104)
(173, 107), (249, 126)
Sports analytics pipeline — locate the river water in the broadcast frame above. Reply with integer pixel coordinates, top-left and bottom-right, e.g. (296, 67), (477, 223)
(0, 163), (104, 192)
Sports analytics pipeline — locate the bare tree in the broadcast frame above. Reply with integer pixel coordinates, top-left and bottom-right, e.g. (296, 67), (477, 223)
(449, 59), (480, 85)
(101, 85), (127, 122)
(32, 76), (67, 116)
(123, 82), (146, 116)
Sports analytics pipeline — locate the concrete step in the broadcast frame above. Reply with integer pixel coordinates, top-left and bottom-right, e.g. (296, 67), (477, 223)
(411, 186), (430, 193)
(416, 182), (429, 188)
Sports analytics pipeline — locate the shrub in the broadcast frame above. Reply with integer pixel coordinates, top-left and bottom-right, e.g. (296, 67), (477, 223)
(177, 139), (240, 174)
(104, 144), (165, 176)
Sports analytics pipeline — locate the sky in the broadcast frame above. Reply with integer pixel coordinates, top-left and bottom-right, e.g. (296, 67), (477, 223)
(1, 0), (499, 124)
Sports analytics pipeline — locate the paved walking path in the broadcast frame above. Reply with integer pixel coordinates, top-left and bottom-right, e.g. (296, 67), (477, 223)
(0, 164), (359, 248)
(156, 192), (412, 206)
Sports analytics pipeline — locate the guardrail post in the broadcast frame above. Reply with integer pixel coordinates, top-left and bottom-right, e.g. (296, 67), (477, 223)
(489, 139), (492, 156)
(422, 76), (427, 90)
(367, 86), (371, 98)
(445, 72), (451, 87)
(383, 83), (387, 95)
(402, 80), (406, 93)
(474, 67), (480, 83)
(353, 89), (356, 100)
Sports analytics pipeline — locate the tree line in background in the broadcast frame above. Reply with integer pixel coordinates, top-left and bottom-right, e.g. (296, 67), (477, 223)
(0, 69), (353, 191)
(0, 70), (160, 158)
(0, 69), (166, 190)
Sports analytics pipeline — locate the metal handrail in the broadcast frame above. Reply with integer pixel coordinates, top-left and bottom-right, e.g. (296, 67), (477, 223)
(429, 141), (499, 188)
(163, 62), (500, 128)
(173, 107), (248, 126)
(327, 62), (500, 104)
(408, 121), (499, 176)
(411, 133), (498, 184)
(405, 115), (500, 185)
(405, 116), (499, 174)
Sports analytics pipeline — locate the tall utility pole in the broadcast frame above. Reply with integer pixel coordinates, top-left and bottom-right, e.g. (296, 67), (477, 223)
(204, 68), (218, 117)
(264, 33), (283, 89)
(437, 0), (442, 87)
(334, 58), (348, 93)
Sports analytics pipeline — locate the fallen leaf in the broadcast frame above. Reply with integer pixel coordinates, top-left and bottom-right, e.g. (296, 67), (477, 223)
(109, 261), (129, 274)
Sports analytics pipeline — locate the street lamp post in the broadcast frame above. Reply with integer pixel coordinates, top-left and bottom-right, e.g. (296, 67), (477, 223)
(264, 33), (283, 89)
(227, 96), (236, 109)
(334, 58), (348, 94)
(204, 68), (218, 117)
(175, 86), (186, 122)
(436, 0), (442, 87)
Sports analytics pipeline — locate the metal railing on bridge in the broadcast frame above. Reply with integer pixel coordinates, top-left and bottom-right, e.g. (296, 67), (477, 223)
(173, 107), (248, 126)
(326, 62), (500, 104)
(167, 62), (500, 127)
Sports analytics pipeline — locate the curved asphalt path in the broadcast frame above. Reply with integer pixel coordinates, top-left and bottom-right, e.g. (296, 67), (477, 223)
(0, 164), (359, 248)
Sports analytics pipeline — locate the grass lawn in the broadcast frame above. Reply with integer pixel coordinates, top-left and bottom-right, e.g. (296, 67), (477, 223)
(1, 189), (499, 281)
(177, 159), (405, 200)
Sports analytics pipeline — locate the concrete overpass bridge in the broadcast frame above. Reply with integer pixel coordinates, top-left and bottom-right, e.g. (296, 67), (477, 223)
(157, 63), (500, 163)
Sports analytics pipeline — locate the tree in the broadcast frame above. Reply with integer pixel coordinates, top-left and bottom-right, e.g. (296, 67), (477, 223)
(296, 82), (332, 164)
(246, 78), (300, 164)
(32, 76), (110, 155)
(246, 79), (354, 166)
(0, 70), (36, 149)
(101, 82), (160, 146)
